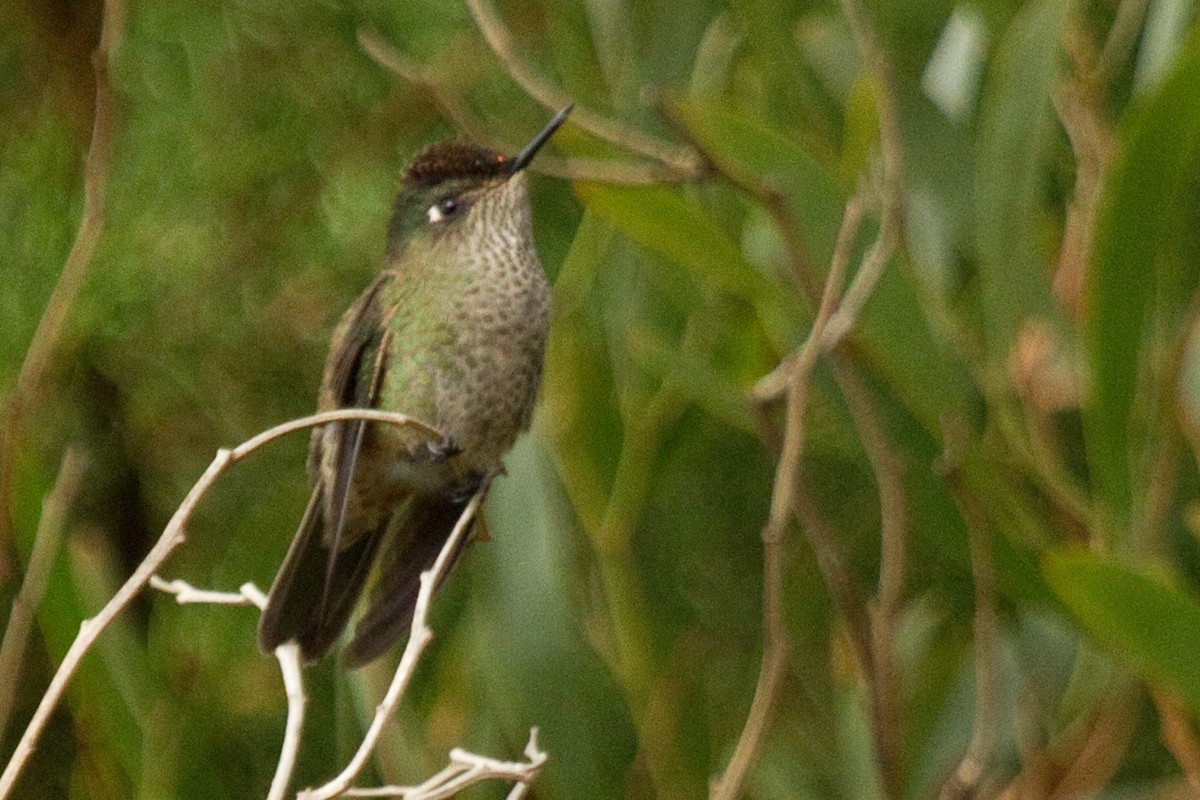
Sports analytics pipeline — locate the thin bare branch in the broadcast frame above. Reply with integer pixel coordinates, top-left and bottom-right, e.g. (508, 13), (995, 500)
(937, 437), (1001, 800)
(829, 135), (907, 800)
(1152, 691), (1200, 795)
(151, 578), (306, 800)
(832, 358), (907, 798)
(825, 0), (904, 347)
(463, 0), (702, 176)
(270, 643), (306, 800)
(150, 576), (266, 606)
(710, 197), (865, 800)
(0, 449), (87, 742)
(299, 482), (493, 800)
(732, 4), (907, 794)
(356, 28), (685, 186)
(0, 410), (438, 800)
(337, 730), (547, 799)
(153, 522), (547, 800)
(0, 0), (125, 579)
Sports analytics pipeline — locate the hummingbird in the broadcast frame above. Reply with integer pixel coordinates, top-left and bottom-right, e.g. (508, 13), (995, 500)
(258, 106), (572, 666)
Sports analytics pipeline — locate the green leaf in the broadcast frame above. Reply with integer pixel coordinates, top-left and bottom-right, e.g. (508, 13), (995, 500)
(1045, 551), (1200, 715)
(542, 213), (624, 531)
(574, 181), (799, 350)
(669, 96), (845, 270)
(474, 439), (640, 800)
(1085, 39), (1200, 539)
(973, 0), (1069, 363)
(668, 96), (969, 434)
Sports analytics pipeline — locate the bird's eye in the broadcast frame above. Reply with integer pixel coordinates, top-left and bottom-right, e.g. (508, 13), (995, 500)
(427, 197), (460, 223)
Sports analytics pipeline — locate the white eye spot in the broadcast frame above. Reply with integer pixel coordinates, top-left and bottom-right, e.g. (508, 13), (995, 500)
(428, 196), (460, 224)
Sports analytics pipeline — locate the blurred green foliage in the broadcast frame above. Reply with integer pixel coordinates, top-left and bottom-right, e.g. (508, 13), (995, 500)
(5, 0), (1200, 798)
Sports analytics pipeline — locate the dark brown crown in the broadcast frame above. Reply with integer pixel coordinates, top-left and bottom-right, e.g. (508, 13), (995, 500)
(403, 141), (508, 188)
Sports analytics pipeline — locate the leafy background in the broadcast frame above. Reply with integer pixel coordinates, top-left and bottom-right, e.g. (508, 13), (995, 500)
(4, 0), (1200, 798)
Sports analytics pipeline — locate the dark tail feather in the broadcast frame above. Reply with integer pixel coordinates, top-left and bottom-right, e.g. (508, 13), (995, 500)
(342, 493), (473, 667)
(258, 486), (384, 663)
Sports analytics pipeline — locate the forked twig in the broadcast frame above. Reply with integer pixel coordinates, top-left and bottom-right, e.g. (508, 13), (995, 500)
(0, 409), (439, 800)
(0, 450), (87, 741)
(152, 517), (548, 800)
(299, 483), (491, 800)
(464, 0), (702, 177)
(0, 0), (124, 578)
(338, 729), (546, 799)
(355, 28), (682, 186)
(710, 197), (865, 800)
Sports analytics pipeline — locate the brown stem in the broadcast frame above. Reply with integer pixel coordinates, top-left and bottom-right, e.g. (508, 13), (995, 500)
(0, 449), (87, 743)
(937, 439), (1000, 800)
(0, 410), (439, 799)
(0, 0), (125, 580)
(356, 28), (680, 187)
(831, 357), (907, 799)
(1152, 690), (1200, 795)
(463, 0), (702, 176)
(711, 197), (865, 800)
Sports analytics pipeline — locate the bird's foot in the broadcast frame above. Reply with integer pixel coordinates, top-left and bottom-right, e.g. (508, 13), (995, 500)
(426, 436), (461, 463)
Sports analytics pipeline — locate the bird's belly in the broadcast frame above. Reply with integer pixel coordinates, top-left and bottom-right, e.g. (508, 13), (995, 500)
(433, 332), (545, 474)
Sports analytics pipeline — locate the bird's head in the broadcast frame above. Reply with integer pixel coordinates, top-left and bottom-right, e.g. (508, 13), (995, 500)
(386, 106), (572, 261)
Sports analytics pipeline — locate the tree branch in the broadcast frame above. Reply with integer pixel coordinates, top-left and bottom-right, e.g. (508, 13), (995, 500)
(299, 482), (491, 800)
(710, 196), (865, 800)
(463, 0), (702, 177)
(0, 409), (440, 800)
(0, 0), (125, 580)
(151, 490), (548, 800)
(0, 449), (87, 743)
(356, 28), (680, 187)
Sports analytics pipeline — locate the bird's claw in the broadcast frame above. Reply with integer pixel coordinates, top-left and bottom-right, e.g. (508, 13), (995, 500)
(426, 436), (461, 463)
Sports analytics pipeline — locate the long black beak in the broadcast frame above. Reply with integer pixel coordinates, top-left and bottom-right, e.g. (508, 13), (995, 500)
(508, 105), (573, 174)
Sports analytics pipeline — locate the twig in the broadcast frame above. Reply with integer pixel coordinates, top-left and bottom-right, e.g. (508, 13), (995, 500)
(0, 0), (124, 580)
(150, 577), (266, 606)
(153, 518), (546, 800)
(0, 449), (87, 742)
(1152, 690), (1200, 795)
(299, 482), (492, 800)
(463, 0), (702, 176)
(1093, 0), (1151, 87)
(261, 643), (307, 800)
(152, 578), (307, 800)
(338, 729), (547, 799)
(356, 29), (677, 187)
(824, 0), (904, 348)
(710, 197), (865, 800)
(0, 409), (439, 800)
(937, 439), (1000, 800)
(729, 4), (906, 793)
(791, 486), (875, 683)
(831, 358), (907, 798)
